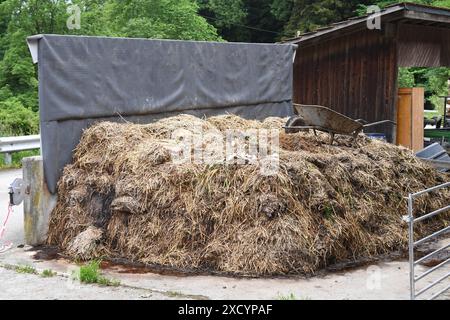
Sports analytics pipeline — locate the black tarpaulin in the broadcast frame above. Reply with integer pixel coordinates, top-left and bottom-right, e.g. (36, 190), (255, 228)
(27, 34), (296, 193)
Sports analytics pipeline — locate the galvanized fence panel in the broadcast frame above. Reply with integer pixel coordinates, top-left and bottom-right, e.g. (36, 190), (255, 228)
(407, 182), (450, 300)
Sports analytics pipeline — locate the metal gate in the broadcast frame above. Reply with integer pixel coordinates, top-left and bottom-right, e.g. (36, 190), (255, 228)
(407, 182), (450, 300)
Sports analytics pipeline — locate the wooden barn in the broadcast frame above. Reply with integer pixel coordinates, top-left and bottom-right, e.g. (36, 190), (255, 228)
(286, 2), (450, 144)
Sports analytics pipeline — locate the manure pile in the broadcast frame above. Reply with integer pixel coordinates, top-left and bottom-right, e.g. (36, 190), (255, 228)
(47, 114), (450, 276)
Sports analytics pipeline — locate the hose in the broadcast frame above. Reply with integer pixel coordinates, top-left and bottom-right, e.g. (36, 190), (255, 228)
(0, 204), (13, 253)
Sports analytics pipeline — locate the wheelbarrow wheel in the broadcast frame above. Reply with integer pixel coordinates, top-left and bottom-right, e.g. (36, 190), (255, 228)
(285, 116), (306, 134)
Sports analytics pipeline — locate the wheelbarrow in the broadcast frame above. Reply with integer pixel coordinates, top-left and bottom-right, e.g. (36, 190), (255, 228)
(284, 104), (396, 145)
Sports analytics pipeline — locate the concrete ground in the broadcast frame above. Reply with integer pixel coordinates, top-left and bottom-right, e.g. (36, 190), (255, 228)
(0, 168), (448, 300)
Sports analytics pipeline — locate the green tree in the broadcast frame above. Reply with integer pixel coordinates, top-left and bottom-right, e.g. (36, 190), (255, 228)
(198, 0), (248, 41)
(0, 0), (69, 135)
(104, 0), (219, 40)
(198, 0), (288, 43)
(273, 0), (374, 38)
(0, 0), (220, 135)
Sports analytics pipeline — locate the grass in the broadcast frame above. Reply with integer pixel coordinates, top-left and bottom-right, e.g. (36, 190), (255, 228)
(9, 264), (38, 275)
(78, 260), (101, 284)
(1, 262), (120, 287)
(97, 276), (121, 287)
(75, 260), (120, 287)
(41, 269), (57, 278)
(166, 291), (184, 298)
(277, 293), (298, 300)
(0, 149), (40, 169)
(277, 293), (312, 300)
(322, 204), (335, 221)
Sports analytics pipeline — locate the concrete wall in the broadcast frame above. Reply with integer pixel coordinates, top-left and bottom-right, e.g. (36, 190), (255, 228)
(23, 156), (57, 246)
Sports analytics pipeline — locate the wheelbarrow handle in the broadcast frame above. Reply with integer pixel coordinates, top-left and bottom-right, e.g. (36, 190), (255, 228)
(363, 120), (397, 128)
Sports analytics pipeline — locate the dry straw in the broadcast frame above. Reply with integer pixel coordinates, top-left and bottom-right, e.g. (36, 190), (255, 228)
(47, 114), (449, 276)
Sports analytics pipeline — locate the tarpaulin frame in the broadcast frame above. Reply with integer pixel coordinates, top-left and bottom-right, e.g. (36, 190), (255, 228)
(28, 34), (297, 193)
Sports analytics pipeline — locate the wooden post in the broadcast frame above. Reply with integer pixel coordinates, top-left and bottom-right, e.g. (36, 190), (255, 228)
(396, 88), (424, 152)
(22, 156), (57, 246)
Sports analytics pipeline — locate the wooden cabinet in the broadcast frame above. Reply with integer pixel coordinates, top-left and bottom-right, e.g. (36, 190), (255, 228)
(396, 88), (424, 151)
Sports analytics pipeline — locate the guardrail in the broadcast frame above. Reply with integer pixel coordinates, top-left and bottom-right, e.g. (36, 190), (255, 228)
(407, 182), (450, 300)
(0, 135), (40, 165)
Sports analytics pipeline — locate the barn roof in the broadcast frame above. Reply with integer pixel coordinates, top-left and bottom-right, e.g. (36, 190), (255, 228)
(284, 2), (450, 47)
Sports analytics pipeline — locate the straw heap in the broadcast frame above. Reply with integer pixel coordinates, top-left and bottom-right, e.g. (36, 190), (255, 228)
(47, 114), (449, 276)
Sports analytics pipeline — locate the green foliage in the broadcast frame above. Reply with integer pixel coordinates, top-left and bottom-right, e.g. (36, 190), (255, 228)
(97, 276), (121, 287)
(398, 68), (415, 88)
(14, 264), (38, 274)
(41, 269), (57, 277)
(104, 0), (220, 40)
(277, 0), (374, 38)
(167, 290), (185, 297)
(199, 0), (286, 42)
(77, 260), (120, 286)
(398, 67), (450, 112)
(0, 0), (221, 137)
(322, 204), (335, 221)
(199, 0), (247, 29)
(198, 0), (247, 41)
(0, 149), (40, 169)
(277, 292), (298, 300)
(78, 260), (101, 284)
(0, 97), (39, 135)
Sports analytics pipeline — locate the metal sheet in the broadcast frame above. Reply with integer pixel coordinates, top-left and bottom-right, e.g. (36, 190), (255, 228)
(293, 104), (362, 134)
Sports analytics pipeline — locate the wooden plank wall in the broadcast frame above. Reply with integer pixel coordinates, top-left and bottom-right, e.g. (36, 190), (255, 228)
(398, 24), (450, 67)
(293, 29), (398, 140)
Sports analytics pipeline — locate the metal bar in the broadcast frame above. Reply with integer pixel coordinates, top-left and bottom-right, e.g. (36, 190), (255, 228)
(415, 243), (450, 266)
(408, 194), (415, 300)
(0, 135), (40, 154)
(283, 126), (319, 130)
(283, 126), (343, 135)
(0, 135), (40, 144)
(415, 271), (450, 298)
(363, 120), (396, 128)
(442, 95), (448, 131)
(413, 205), (450, 223)
(3, 152), (12, 165)
(414, 226), (450, 247)
(415, 258), (450, 282)
(429, 283), (450, 300)
(410, 182), (450, 198)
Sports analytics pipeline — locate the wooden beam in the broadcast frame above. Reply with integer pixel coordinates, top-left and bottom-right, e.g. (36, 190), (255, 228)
(403, 11), (450, 25)
(296, 11), (404, 49)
